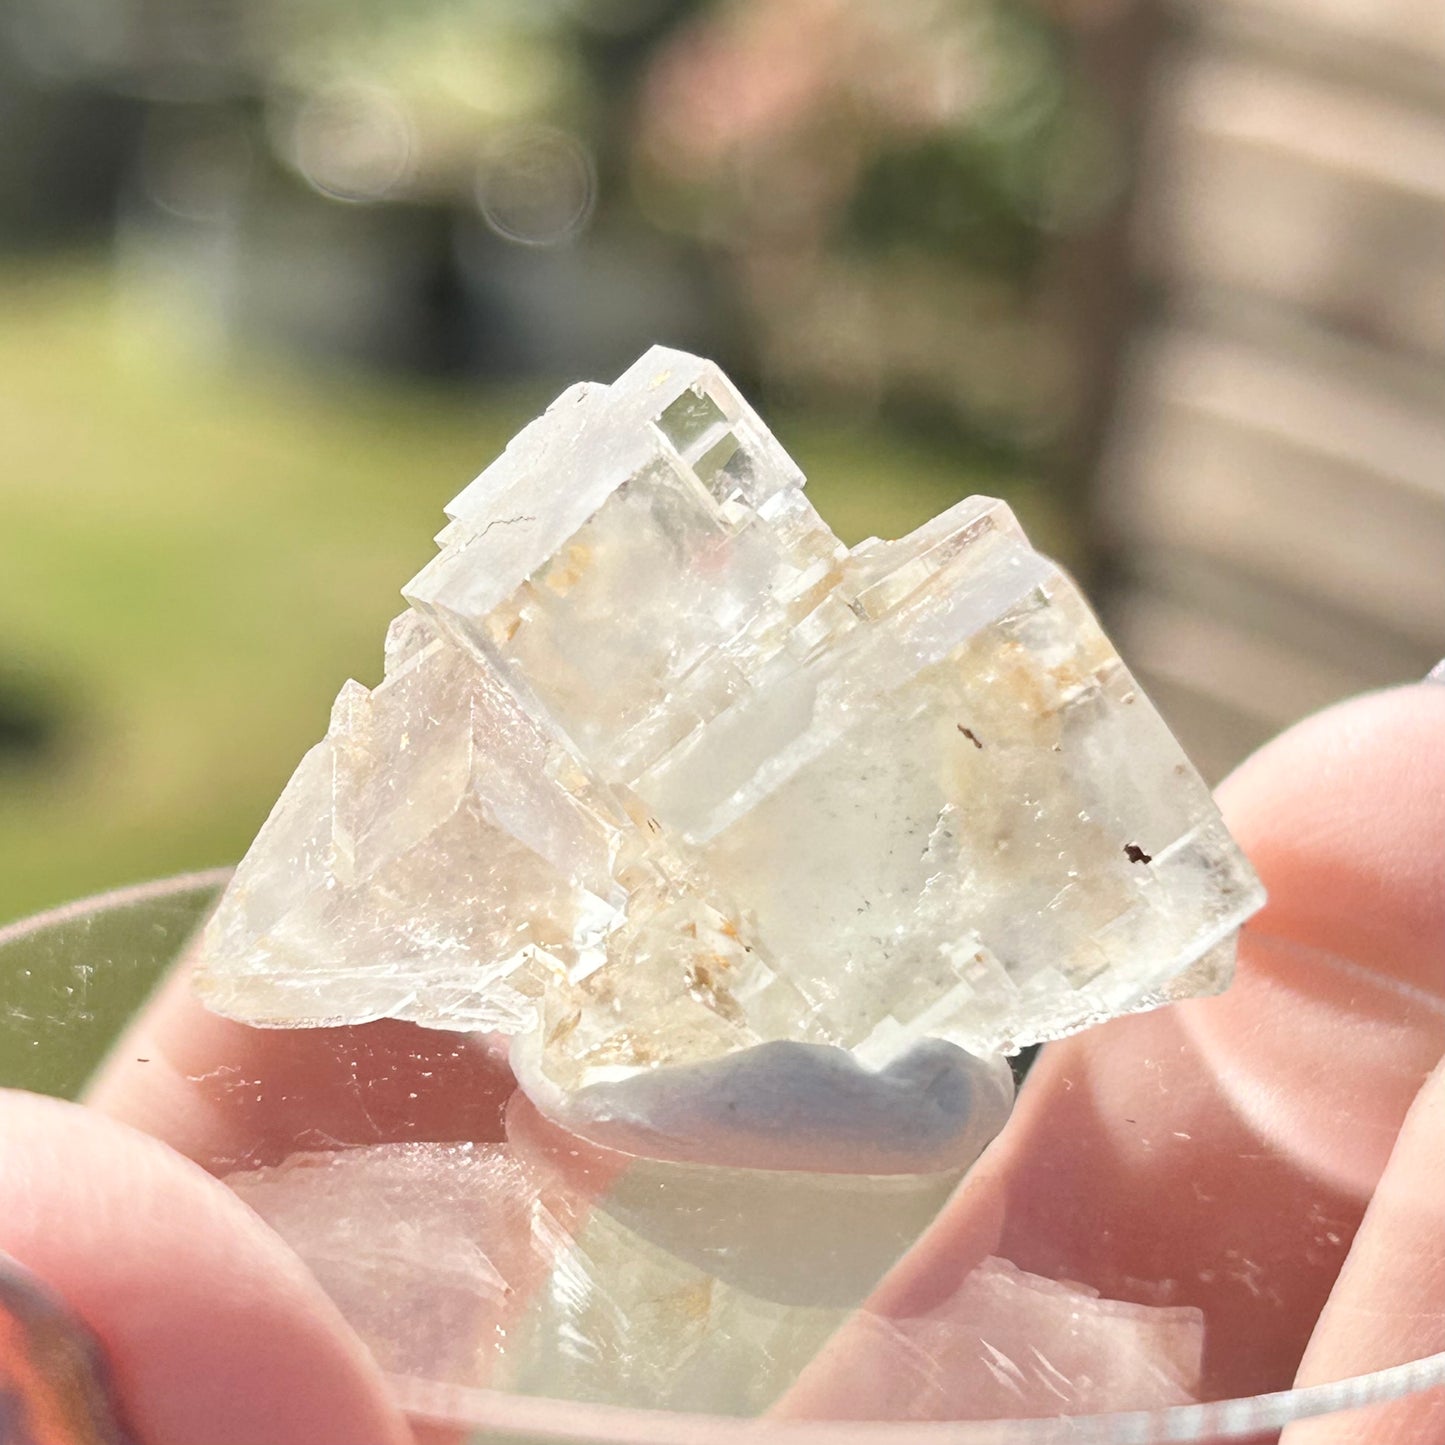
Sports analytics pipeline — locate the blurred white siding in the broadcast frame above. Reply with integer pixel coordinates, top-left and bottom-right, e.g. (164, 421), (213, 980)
(1100, 0), (1445, 779)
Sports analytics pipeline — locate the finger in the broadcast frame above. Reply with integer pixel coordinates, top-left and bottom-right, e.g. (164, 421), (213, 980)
(1282, 1056), (1445, 1444)
(1215, 681), (1445, 998)
(87, 952), (516, 1175)
(0, 1089), (412, 1445)
(1182, 683), (1445, 1197)
(780, 683), (1445, 1418)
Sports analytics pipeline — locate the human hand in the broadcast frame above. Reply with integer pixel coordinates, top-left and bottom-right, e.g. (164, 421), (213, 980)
(0, 682), (1439, 1444)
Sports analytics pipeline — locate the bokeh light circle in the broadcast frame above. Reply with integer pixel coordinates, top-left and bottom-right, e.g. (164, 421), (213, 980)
(476, 125), (597, 247)
(290, 86), (416, 205)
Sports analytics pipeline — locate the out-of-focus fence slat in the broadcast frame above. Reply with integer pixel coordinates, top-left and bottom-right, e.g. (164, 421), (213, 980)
(1098, 0), (1445, 778)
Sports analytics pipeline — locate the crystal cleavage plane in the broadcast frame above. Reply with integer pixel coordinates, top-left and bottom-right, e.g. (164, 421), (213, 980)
(193, 347), (1265, 1171)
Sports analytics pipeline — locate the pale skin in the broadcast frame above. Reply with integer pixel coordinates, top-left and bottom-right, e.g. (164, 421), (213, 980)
(0, 684), (1438, 1445)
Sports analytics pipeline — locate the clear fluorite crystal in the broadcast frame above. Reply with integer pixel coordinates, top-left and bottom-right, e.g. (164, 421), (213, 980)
(194, 347), (1264, 1151)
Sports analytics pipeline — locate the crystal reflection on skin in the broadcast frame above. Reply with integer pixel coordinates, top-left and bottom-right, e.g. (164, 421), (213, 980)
(223, 1094), (971, 1415)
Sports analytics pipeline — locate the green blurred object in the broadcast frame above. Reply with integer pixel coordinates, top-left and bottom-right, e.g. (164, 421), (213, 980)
(0, 871), (225, 1099)
(0, 262), (1052, 926)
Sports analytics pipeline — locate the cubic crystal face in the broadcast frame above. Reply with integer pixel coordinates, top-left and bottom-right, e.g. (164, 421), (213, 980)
(194, 346), (1264, 1101)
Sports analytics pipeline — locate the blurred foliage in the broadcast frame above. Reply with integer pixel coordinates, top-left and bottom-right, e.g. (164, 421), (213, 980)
(3, 0), (1123, 436)
(632, 0), (1124, 450)
(847, 135), (1048, 278)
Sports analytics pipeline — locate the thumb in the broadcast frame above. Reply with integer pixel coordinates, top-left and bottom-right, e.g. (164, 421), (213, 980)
(0, 1089), (413, 1445)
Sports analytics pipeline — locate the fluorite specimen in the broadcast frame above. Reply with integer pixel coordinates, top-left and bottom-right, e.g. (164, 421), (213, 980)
(194, 347), (1264, 1157)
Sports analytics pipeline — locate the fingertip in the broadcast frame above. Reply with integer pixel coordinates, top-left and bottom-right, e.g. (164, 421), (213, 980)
(1216, 683), (1445, 996)
(1286, 1057), (1445, 1444)
(0, 1090), (413, 1445)
(1182, 683), (1445, 1198)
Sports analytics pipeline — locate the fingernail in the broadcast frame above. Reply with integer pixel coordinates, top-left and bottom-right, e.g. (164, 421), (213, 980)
(1426, 660), (1445, 685)
(0, 1252), (137, 1445)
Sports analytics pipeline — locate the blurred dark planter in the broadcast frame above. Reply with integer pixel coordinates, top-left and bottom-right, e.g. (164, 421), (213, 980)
(120, 154), (486, 376)
(119, 141), (727, 382)
(453, 214), (735, 382)
(0, 50), (147, 246)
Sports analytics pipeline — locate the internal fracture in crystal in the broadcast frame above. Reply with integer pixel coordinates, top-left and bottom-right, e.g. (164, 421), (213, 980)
(193, 346), (1264, 1159)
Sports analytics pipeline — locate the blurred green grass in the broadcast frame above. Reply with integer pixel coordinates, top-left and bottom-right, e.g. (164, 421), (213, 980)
(0, 261), (1056, 925)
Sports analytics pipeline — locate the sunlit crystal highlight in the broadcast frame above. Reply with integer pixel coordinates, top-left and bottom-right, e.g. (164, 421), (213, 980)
(194, 346), (1264, 1118)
